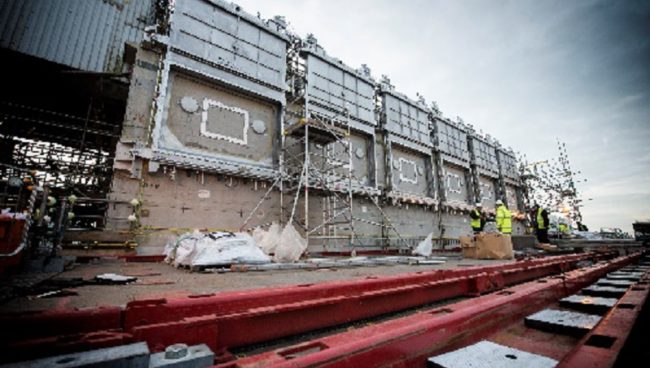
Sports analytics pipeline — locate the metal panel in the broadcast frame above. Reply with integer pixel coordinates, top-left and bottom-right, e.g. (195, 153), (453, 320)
(498, 149), (519, 182)
(0, 0), (152, 72)
(470, 135), (499, 176)
(2, 342), (150, 368)
(442, 164), (471, 205)
(145, 0), (288, 178)
(168, 0), (288, 101)
(150, 69), (280, 179)
(559, 294), (618, 315)
(388, 145), (433, 198)
(381, 89), (431, 146)
(304, 132), (375, 190)
(303, 50), (376, 130)
(433, 117), (470, 167)
(581, 285), (629, 298)
(478, 175), (498, 209)
(428, 340), (558, 368)
(524, 309), (602, 336)
(504, 184), (521, 211)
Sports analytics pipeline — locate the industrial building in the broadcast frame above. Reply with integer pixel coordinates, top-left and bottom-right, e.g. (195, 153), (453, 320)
(0, 1), (647, 367)
(0, 0), (526, 254)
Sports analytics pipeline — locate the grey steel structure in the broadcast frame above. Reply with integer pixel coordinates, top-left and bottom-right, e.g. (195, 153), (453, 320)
(142, 0), (290, 180)
(468, 133), (500, 210)
(0, 0), (526, 253)
(432, 116), (473, 210)
(378, 78), (436, 206)
(0, 0), (153, 73)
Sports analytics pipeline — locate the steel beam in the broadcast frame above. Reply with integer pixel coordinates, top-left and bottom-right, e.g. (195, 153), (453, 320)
(217, 253), (640, 368)
(0, 252), (618, 363)
(556, 270), (650, 368)
(123, 253), (613, 351)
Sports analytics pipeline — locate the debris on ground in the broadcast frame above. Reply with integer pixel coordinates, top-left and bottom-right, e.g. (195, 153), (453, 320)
(413, 232), (434, 256)
(94, 273), (137, 285)
(29, 289), (79, 299)
(273, 223), (308, 263)
(254, 222), (281, 255)
(164, 231), (271, 268)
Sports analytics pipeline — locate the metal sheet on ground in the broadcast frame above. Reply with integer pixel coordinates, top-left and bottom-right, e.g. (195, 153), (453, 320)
(581, 285), (629, 298)
(427, 340), (558, 368)
(596, 278), (635, 287)
(559, 295), (618, 315)
(606, 272), (643, 281)
(2, 342), (150, 368)
(524, 309), (601, 336)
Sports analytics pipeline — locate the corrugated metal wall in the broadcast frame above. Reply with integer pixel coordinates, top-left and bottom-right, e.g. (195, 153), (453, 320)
(0, 0), (153, 72)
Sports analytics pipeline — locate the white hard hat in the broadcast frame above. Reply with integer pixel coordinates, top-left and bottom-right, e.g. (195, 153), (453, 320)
(475, 203), (482, 207)
(495, 199), (503, 205)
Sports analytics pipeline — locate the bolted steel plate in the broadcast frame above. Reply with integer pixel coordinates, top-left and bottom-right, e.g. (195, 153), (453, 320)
(524, 309), (601, 336)
(427, 340), (558, 368)
(149, 343), (214, 368)
(2, 342), (149, 368)
(581, 285), (628, 298)
(597, 278), (635, 288)
(606, 272), (643, 281)
(559, 294), (618, 315)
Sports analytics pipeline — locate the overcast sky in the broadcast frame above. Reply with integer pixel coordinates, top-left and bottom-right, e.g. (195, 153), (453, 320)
(236, 0), (650, 234)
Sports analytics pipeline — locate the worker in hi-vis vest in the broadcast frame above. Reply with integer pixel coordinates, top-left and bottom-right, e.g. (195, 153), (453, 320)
(469, 203), (485, 233)
(558, 222), (569, 237)
(533, 204), (550, 244)
(495, 199), (512, 235)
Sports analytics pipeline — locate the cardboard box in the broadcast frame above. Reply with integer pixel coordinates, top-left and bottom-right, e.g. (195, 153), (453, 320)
(475, 233), (514, 260)
(459, 236), (478, 259)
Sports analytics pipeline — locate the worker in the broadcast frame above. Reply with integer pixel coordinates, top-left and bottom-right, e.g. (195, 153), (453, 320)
(558, 221), (568, 238)
(469, 203), (485, 233)
(495, 199), (512, 234)
(533, 204), (550, 244)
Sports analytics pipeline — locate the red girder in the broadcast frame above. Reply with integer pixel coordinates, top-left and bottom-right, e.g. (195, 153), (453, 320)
(556, 270), (650, 368)
(0, 252), (619, 362)
(215, 253), (641, 368)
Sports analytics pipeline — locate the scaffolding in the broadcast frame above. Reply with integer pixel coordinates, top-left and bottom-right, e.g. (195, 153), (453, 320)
(283, 110), (356, 247)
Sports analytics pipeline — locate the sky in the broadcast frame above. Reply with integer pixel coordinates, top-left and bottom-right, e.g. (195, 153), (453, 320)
(236, 0), (650, 234)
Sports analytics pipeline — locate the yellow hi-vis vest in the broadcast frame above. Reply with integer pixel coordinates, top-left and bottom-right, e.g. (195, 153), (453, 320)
(496, 205), (512, 234)
(537, 207), (546, 230)
(471, 209), (481, 229)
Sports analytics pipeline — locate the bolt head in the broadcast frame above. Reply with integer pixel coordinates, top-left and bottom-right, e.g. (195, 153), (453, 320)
(164, 343), (189, 360)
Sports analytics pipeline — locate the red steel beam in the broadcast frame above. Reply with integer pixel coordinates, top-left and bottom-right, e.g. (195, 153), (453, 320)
(217, 253), (641, 368)
(125, 253), (611, 351)
(556, 270), (650, 368)
(0, 252), (617, 362)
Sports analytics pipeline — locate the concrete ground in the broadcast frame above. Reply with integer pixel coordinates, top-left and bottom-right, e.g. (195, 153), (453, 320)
(0, 256), (514, 312)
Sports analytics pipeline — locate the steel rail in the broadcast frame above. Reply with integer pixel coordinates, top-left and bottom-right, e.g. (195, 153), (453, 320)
(216, 252), (641, 368)
(556, 267), (650, 368)
(0, 252), (618, 362)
